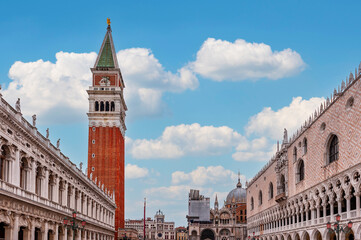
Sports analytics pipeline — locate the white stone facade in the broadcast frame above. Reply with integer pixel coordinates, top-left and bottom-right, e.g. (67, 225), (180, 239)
(0, 92), (116, 239)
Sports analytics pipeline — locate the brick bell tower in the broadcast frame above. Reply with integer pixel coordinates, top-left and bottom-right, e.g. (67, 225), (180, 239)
(87, 19), (127, 235)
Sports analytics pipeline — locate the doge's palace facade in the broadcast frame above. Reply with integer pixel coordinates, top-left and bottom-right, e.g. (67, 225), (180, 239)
(0, 91), (116, 239)
(247, 65), (361, 240)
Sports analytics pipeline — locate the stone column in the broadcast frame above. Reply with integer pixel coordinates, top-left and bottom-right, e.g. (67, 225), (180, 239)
(64, 183), (69, 207)
(356, 193), (361, 217)
(42, 221), (48, 240)
(337, 198), (342, 216)
(30, 223), (35, 240)
(12, 213), (19, 239)
(330, 200), (335, 219)
(346, 195), (351, 219)
(31, 160), (37, 193)
(54, 224), (59, 240)
(53, 176), (59, 203)
(323, 203), (327, 222)
(311, 206), (315, 225)
(13, 148), (20, 186)
(44, 168), (49, 198)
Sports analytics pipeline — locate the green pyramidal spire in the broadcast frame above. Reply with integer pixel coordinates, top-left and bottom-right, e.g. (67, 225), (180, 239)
(97, 35), (115, 68)
(94, 21), (119, 69)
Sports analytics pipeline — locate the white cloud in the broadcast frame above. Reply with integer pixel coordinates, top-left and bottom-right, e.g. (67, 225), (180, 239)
(171, 166), (241, 186)
(127, 123), (246, 159)
(4, 52), (96, 123)
(190, 38), (305, 81)
(125, 163), (149, 179)
(118, 48), (198, 120)
(245, 96), (325, 140)
(144, 185), (191, 199)
(2, 48), (198, 124)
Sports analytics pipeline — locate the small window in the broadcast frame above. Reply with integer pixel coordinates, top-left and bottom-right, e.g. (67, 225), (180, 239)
(92, 127), (96, 132)
(92, 139), (95, 144)
(346, 96), (354, 109)
(251, 197), (254, 210)
(320, 122), (326, 131)
(329, 135), (339, 164)
(91, 167), (95, 171)
(92, 153), (95, 158)
(303, 138), (307, 154)
(293, 146), (297, 161)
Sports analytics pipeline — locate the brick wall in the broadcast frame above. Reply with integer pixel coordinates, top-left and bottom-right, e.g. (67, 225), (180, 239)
(88, 126), (125, 231)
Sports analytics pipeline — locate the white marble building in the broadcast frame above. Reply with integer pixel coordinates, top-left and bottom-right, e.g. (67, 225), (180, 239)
(0, 91), (116, 239)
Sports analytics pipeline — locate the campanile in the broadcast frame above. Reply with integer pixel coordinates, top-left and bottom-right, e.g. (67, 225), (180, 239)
(87, 19), (127, 234)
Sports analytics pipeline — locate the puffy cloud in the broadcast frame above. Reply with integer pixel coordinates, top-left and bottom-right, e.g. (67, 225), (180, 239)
(190, 38), (305, 81)
(125, 164), (149, 179)
(118, 48), (198, 120)
(232, 137), (275, 162)
(144, 185), (191, 199)
(172, 166), (242, 186)
(127, 123), (246, 159)
(245, 97), (325, 140)
(4, 52), (96, 123)
(2, 48), (198, 124)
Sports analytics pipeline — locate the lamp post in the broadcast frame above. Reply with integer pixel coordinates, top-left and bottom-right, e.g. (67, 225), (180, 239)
(63, 211), (86, 240)
(327, 214), (353, 240)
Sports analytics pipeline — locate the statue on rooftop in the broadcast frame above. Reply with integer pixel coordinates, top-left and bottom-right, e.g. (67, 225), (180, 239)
(56, 139), (60, 149)
(15, 98), (21, 112)
(32, 114), (36, 127)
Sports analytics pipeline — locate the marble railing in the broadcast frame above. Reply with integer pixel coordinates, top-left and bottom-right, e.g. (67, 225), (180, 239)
(248, 209), (360, 236)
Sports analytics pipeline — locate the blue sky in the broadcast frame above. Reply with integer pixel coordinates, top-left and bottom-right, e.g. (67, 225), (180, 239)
(1, 0), (361, 226)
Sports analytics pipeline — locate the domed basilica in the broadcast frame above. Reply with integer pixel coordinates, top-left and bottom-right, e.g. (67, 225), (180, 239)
(188, 176), (247, 240)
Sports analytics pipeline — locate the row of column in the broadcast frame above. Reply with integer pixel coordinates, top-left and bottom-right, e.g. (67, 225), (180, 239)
(1, 145), (114, 227)
(249, 193), (361, 234)
(3, 214), (114, 240)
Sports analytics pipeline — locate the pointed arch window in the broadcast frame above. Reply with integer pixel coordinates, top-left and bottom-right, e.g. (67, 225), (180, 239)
(111, 101), (115, 111)
(106, 101), (110, 111)
(296, 159), (305, 182)
(251, 197), (254, 210)
(329, 135), (339, 164)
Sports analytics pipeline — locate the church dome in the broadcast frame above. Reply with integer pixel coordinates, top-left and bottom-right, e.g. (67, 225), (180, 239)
(225, 178), (247, 204)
